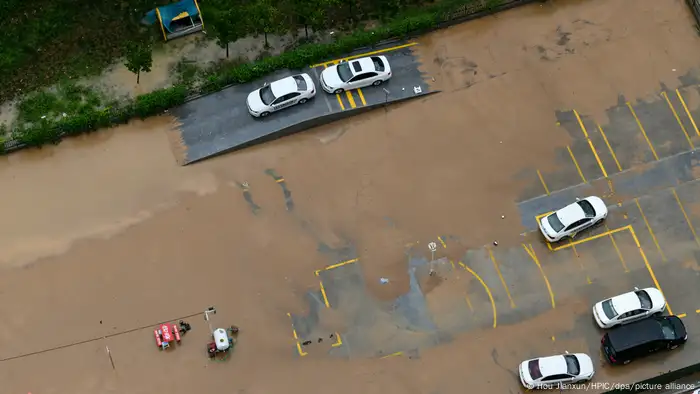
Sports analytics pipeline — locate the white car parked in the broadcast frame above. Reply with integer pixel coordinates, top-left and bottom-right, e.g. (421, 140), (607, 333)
(593, 287), (666, 329)
(519, 352), (594, 389)
(320, 55), (392, 94)
(246, 73), (315, 117)
(538, 196), (608, 242)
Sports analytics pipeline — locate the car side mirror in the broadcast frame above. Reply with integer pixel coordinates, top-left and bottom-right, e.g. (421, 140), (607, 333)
(575, 197), (580, 201)
(634, 286), (639, 290)
(564, 350), (569, 354)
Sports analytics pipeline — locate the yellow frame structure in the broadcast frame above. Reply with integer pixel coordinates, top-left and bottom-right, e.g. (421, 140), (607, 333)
(155, 8), (168, 41)
(194, 0), (204, 29)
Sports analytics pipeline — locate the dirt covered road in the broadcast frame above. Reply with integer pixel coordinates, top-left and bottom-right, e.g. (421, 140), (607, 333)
(2, 0), (700, 392)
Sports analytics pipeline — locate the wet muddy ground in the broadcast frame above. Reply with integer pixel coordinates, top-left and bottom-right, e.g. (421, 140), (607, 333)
(3, 0), (700, 393)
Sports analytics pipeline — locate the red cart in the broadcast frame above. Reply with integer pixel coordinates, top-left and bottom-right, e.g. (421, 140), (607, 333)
(154, 323), (181, 350)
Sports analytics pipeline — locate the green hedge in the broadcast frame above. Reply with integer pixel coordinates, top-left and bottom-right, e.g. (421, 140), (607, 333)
(3, 0), (504, 152)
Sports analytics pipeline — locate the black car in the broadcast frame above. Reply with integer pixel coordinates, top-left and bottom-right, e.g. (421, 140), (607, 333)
(602, 315), (687, 365)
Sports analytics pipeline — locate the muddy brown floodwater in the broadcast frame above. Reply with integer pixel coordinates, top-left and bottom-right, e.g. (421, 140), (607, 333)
(2, 0), (700, 393)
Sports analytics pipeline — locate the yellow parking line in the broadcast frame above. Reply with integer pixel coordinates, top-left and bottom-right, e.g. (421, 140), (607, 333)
(573, 109), (607, 178)
(537, 170), (550, 195)
(319, 281), (330, 308)
(671, 188), (700, 248)
(345, 91), (357, 108)
(696, 309), (700, 314)
(311, 42), (419, 68)
(488, 248), (516, 308)
(551, 225), (630, 251)
(459, 262), (497, 327)
(437, 236), (447, 248)
(677, 313), (687, 318)
(357, 89), (367, 106)
(287, 312), (308, 356)
(315, 258), (359, 276)
(332, 333), (343, 347)
(522, 244), (556, 309)
(597, 124), (622, 172)
(465, 294), (474, 311)
(628, 226), (672, 315)
(381, 351), (403, 359)
(626, 102), (659, 160)
(635, 198), (666, 262)
(676, 89), (700, 137)
(662, 91), (695, 149)
(335, 94), (345, 110)
(605, 223), (629, 272)
(567, 146), (587, 183)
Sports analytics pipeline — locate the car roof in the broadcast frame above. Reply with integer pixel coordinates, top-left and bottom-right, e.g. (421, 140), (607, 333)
(606, 317), (664, 350)
(349, 57), (377, 74)
(611, 291), (641, 312)
(556, 202), (586, 226)
(537, 355), (567, 376)
(269, 76), (298, 97)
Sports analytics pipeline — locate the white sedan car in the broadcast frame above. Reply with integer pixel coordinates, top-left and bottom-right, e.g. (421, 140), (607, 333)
(320, 55), (392, 94)
(538, 196), (608, 242)
(246, 73), (315, 117)
(593, 287), (666, 329)
(519, 353), (594, 389)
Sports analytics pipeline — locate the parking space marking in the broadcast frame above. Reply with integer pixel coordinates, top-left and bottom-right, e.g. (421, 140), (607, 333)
(287, 312), (308, 356)
(605, 223), (629, 272)
(332, 333), (343, 347)
(310, 42), (419, 68)
(488, 248), (516, 308)
(381, 351), (403, 359)
(573, 109), (607, 177)
(357, 89), (367, 106)
(550, 225), (629, 252)
(315, 258), (359, 276)
(635, 198), (667, 262)
(676, 89), (700, 137)
(522, 244), (556, 309)
(626, 102), (659, 160)
(536, 170), (550, 195)
(671, 188), (700, 248)
(597, 124), (623, 172)
(437, 236), (447, 248)
(696, 309), (700, 314)
(345, 91), (357, 108)
(677, 313), (687, 318)
(320, 281), (330, 307)
(567, 146), (587, 183)
(335, 94), (346, 110)
(458, 262), (497, 327)
(661, 91), (695, 150)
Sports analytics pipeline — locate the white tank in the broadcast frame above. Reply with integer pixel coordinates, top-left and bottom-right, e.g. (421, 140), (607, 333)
(213, 328), (230, 351)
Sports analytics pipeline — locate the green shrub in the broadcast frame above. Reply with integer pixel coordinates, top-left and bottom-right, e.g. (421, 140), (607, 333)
(1, 0), (512, 153)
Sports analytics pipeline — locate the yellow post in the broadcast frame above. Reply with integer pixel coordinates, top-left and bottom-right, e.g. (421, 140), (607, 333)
(194, 0), (204, 29)
(155, 8), (168, 41)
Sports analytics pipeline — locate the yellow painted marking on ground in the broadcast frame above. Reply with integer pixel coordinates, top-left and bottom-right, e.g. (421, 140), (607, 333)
(522, 244), (555, 309)
(676, 89), (700, 137)
(315, 258), (359, 275)
(607, 179), (615, 196)
(335, 94), (345, 110)
(567, 146), (587, 183)
(677, 313), (687, 318)
(465, 294), (474, 312)
(597, 124), (622, 172)
(696, 309), (700, 314)
(626, 102), (659, 160)
(573, 109), (607, 177)
(276, 178), (285, 183)
(628, 226), (672, 315)
(319, 281), (330, 308)
(311, 42), (419, 68)
(488, 248), (516, 308)
(551, 225), (630, 251)
(605, 223), (629, 272)
(357, 89), (367, 106)
(450, 259), (455, 269)
(662, 91), (695, 150)
(537, 170), (550, 195)
(459, 262), (497, 327)
(381, 351), (403, 359)
(437, 236), (447, 248)
(332, 333), (343, 347)
(287, 312), (307, 356)
(635, 198), (666, 262)
(672, 188), (700, 248)
(345, 91), (357, 108)
(551, 336), (556, 342)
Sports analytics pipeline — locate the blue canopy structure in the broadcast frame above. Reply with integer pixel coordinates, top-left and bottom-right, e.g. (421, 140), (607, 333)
(142, 0), (204, 41)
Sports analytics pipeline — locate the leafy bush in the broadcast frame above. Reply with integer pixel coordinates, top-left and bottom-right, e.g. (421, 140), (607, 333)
(2, 0), (519, 153)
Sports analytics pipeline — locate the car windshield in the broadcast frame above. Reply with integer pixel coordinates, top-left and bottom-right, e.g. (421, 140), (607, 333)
(602, 299), (617, 319)
(564, 355), (580, 375)
(293, 75), (307, 91)
(577, 200), (596, 217)
(636, 290), (652, 309)
(259, 85), (276, 106)
(528, 360), (543, 379)
(547, 213), (565, 232)
(658, 319), (676, 340)
(336, 62), (354, 82)
(371, 56), (385, 71)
